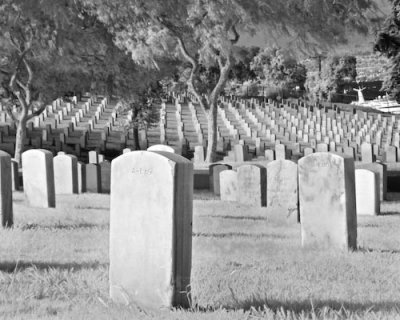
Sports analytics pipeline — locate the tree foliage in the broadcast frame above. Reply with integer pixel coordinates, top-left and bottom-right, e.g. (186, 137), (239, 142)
(375, 0), (400, 100)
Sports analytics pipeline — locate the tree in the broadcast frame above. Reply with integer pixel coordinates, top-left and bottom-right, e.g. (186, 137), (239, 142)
(375, 0), (400, 100)
(80, 0), (383, 163)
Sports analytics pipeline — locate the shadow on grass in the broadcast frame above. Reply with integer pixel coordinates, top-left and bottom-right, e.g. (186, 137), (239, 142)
(358, 247), (400, 254)
(379, 211), (400, 216)
(192, 232), (287, 239)
(200, 215), (269, 221)
(19, 223), (108, 231)
(0, 260), (108, 273)
(220, 297), (400, 314)
(73, 205), (109, 211)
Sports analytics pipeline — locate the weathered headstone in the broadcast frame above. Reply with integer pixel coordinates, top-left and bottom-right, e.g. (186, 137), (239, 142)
(53, 154), (78, 194)
(109, 151), (193, 308)
(220, 170), (238, 201)
(85, 164), (101, 193)
(209, 164), (232, 195)
(237, 164), (266, 207)
(361, 143), (374, 163)
(100, 161), (111, 194)
(0, 151), (13, 227)
(22, 149), (55, 208)
(355, 169), (380, 215)
(275, 144), (286, 160)
(266, 160), (298, 223)
(147, 144), (175, 153)
(298, 153), (357, 250)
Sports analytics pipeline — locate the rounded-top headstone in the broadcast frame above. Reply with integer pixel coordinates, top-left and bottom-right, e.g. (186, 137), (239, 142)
(53, 154), (78, 194)
(147, 144), (175, 153)
(237, 164), (266, 207)
(298, 153), (357, 250)
(355, 169), (380, 216)
(109, 151), (193, 308)
(22, 149), (55, 208)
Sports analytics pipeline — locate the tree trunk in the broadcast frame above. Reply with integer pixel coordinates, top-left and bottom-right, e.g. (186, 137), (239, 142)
(14, 117), (27, 167)
(205, 101), (218, 163)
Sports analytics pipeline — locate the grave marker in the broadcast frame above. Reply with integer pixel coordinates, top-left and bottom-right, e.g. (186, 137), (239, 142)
(220, 170), (238, 202)
(209, 164), (232, 195)
(53, 154), (78, 194)
(237, 164), (266, 207)
(355, 169), (380, 215)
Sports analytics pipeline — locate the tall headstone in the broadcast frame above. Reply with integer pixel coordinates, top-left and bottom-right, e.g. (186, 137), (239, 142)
(53, 154), (78, 194)
(0, 151), (12, 227)
(355, 169), (380, 215)
(100, 161), (111, 194)
(109, 151), (193, 308)
(85, 164), (101, 193)
(148, 144), (175, 153)
(298, 153), (357, 250)
(220, 170), (238, 201)
(209, 164), (232, 195)
(275, 144), (286, 160)
(361, 143), (374, 163)
(237, 164), (266, 207)
(22, 149), (55, 208)
(266, 160), (298, 223)
(193, 146), (205, 163)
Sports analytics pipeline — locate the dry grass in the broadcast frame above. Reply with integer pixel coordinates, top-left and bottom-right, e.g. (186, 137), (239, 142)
(0, 191), (399, 319)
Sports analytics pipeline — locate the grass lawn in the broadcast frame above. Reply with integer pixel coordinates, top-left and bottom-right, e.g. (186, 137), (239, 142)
(0, 191), (399, 319)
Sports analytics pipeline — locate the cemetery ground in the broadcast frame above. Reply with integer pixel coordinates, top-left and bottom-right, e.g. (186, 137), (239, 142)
(0, 191), (399, 320)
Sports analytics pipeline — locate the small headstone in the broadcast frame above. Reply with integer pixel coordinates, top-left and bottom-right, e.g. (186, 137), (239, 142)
(298, 153), (357, 250)
(209, 164), (232, 195)
(275, 144), (286, 160)
(100, 161), (111, 194)
(109, 151), (193, 308)
(237, 164), (266, 207)
(265, 149), (275, 161)
(22, 149), (55, 208)
(304, 147), (314, 156)
(53, 154), (78, 194)
(98, 154), (105, 163)
(85, 164), (101, 193)
(385, 145), (397, 163)
(355, 169), (380, 215)
(266, 160), (298, 223)
(77, 161), (86, 193)
(122, 148), (132, 154)
(147, 144), (175, 153)
(88, 150), (99, 164)
(193, 146), (205, 163)
(220, 170), (238, 201)
(355, 162), (387, 201)
(361, 143), (374, 163)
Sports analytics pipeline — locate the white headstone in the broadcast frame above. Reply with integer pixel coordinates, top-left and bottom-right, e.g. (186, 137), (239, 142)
(355, 169), (380, 215)
(53, 154), (78, 194)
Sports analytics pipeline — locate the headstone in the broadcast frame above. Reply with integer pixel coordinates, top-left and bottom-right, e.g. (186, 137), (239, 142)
(385, 145), (397, 163)
(109, 151), (193, 308)
(88, 150), (99, 164)
(237, 164), (266, 207)
(234, 144), (248, 162)
(298, 153), (357, 250)
(265, 149), (275, 161)
(77, 161), (86, 193)
(304, 147), (314, 156)
(275, 144), (286, 160)
(355, 169), (380, 215)
(22, 149), (55, 208)
(85, 164), (101, 193)
(355, 162), (387, 201)
(193, 146), (205, 163)
(122, 148), (132, 154)
(0, 151), (12, 227)
(53, 154), (78, 194)
(147, 144), (175, 153)
(209, 164), (232, 195)
(220, 170), (238, 202)
(361, 143), (374, 163)
(266, 160), (298, 223)
(100, 161), (111, 194)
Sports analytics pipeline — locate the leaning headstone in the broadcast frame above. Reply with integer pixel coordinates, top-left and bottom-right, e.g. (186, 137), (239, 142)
(11, 158), (20, 191)
(147, 144), (175, 153)
(77, 161), (86, 193)
(100, 161), (111, 194)
(209, 163), (232, 195)
(109, 151), (193, 308)
(355, 169), (380, 215)
(237, 164), (266, 207)
(85, 164), (101, 193)
(266, 160), (298, 223)
(298, 153), (357, 250)
(220, 170), (238, 201)
(88, 150), (99, 164)
(0, 151), (13, 227)
(53, 154), (78, 194)
(22, 149), (55, 208)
